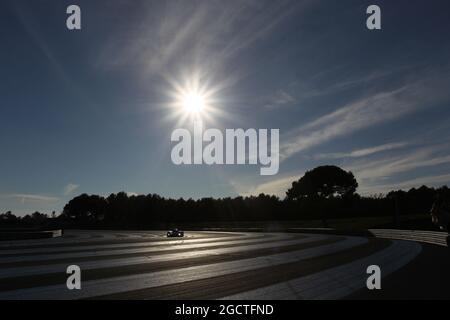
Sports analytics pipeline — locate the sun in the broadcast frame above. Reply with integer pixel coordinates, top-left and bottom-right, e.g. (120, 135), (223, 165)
(181, 91), (206, 114)
(164, 69), (227, 127)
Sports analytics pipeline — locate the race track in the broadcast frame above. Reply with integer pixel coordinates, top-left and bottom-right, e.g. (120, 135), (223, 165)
(0, 230), (449, 300)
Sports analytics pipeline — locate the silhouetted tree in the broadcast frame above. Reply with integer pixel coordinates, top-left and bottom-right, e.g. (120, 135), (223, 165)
(286, 165), (358, 200)
(63, 194), (107, 225)
(0, 211), (19, 224)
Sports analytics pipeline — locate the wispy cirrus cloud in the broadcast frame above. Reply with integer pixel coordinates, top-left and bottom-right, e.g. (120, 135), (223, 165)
(357, 173), (450, 195)
(231, 172), (303, 198)
(315, 142), (409, 160)
(98, 0), (314, 76)
(0, 194), (59, 203)
(348, 143), (450, 183)
(280, 70), (450, 162)
(63, 183), (80, 196)
(291, 66), (414, 102)
(264, 90), (296, 110)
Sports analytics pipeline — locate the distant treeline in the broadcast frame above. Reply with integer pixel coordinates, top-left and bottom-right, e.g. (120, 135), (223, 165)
(1, 165), (450, 229)
(1, 185), (449, 229)
(0, 211), (56, 229)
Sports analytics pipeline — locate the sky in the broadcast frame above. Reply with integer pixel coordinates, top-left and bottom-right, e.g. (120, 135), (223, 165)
(1, 0), (450, 215)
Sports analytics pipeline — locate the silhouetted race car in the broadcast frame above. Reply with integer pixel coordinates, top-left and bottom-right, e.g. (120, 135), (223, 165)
(167, 228), (184, 237)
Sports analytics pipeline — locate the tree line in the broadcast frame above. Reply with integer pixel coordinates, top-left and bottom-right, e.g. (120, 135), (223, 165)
(1, 166), (449, 229)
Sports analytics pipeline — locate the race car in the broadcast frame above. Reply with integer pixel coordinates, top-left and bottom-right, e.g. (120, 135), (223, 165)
(167, 228), (184, 237)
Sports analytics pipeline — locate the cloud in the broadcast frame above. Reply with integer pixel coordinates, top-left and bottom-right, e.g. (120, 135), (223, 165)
(316, 142), (409, 159)
(348, 144), (450, 182)
(98, 0), (314, 76)
(264, 90), (296, 109)
(358, 173), (450, 195)
(337, 142), (450, 195)
(63, 183), (80, 196)
(0, 194), (59, 203)
(231, 172), (303, 198)
(292, 66), (413, 102)
(280, 71), (450, 162)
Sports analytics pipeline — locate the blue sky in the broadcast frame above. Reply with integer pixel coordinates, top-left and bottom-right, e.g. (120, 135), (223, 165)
(1, 0), (450, 215)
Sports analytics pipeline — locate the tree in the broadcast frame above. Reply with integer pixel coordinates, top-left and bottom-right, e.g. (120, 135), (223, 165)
(63, 194), (107, 223)
(0, 211), (19, 224)
(286, 165), (358, 200)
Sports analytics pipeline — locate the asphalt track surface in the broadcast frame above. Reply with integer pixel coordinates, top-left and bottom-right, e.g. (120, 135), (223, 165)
(0, 229), (448, 300)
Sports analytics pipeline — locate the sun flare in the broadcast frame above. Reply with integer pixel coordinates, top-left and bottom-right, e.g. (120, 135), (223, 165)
(165, 69), (227, 127)
(181, 91), (206, 114)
